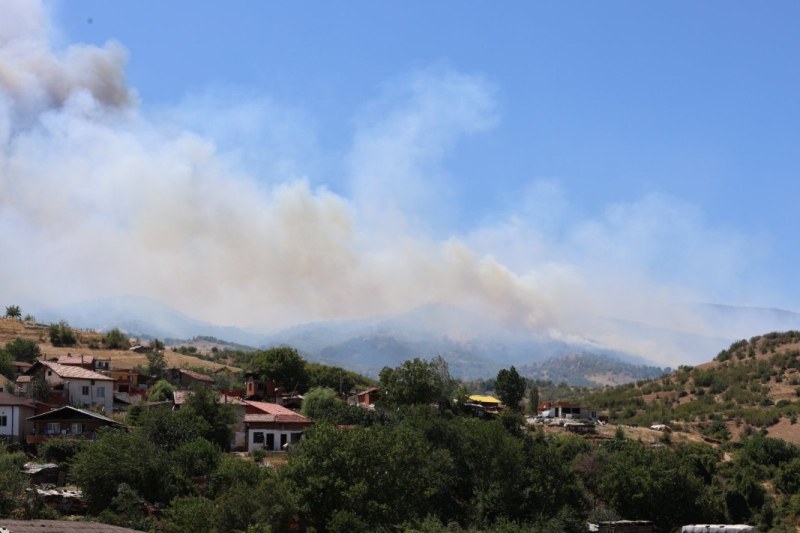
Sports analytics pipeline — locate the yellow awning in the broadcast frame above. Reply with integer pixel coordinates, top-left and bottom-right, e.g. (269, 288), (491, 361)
(469, 395), (501, 404)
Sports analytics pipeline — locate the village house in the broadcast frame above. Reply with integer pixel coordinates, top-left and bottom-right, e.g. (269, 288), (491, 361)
(104, 369), (141, 393)
(168, 368), (216, 389)
(25, 361), (115, 413)
(0, 391), (35, 444)
(349, 386), (381, 408)
(537, 401), (597, 421)
(26, 405), (122, 444)
(243, 400), (313, 452)
(243, 374), (280, 402)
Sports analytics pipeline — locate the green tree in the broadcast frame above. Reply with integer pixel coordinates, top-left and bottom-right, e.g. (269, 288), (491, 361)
(146, 349), (166, 377)
(496, 366), (526, 411)
(284, 423), (454, 530)
(71, 429), (174, 511)
(307, 363), (366, 394)
(31, 372), (52, 402)
(527, 384), (540, 415)
(48, 320), (77, 346)
(379, 356), (455, 407)
(164, 496), (219, 533)
(171, 438), (222, 479)
(183, 385), (234, 450)
(2, 337), (41, 363)
(147, 379), (175, 402)
(0, 350), (11, 379)
(301, 387), (343, 420)
(249, 346), (309, 392)
(103, 328), (129, 349)
(5, 305), (21, 319)
(0, 445), (28, 515)
(598, 441), (710, 530)
(151, 338), (165, 351)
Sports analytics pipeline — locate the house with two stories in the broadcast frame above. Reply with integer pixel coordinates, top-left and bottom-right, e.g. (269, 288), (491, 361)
(25, 361), (115, 413)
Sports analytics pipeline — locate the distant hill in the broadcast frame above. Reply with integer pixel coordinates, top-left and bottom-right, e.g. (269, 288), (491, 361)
(263, 304), (650, 379)
(29, 296), (800, 381)
(518, 352), (669, 387)
(35, 296), (265, 346)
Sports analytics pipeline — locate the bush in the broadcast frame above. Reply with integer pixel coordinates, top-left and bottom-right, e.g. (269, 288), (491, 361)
(1, 338), (41, 363)
(103, 328), (129, 350)
(48, 320), (76, 347)
(38, 438), (87, 463)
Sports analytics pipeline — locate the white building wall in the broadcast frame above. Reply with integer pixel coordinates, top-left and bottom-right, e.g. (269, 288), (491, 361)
(248, 429), (304, 451)
(64, 378), (114, 413)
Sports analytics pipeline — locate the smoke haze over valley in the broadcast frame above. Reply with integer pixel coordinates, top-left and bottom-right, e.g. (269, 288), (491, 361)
(3, 0), (800, 369)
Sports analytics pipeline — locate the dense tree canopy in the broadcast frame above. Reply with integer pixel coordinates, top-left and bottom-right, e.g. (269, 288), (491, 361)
(249, 346), (309, 392)
(2, 337), (41, 363)
(379, 355), (455, 407)
(495, 366), (526, 410)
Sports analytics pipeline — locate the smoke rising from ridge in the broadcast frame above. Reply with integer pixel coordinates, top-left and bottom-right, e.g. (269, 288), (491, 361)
(0, 1), (765, 366)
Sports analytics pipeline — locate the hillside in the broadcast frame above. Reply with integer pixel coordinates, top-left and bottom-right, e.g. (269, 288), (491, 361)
(517, 352), (669, 387)
(0, 317), (232, 372)
(579, 331), (800, 444)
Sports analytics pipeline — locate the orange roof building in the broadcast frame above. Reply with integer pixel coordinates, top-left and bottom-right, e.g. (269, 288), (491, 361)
(243, 400), (313, 452)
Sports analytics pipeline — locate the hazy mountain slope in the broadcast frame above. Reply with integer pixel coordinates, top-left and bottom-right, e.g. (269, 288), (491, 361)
(519, 353), (670, 387)
(35, 295), (264, 346)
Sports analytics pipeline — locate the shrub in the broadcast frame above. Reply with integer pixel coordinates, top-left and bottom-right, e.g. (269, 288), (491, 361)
(48, 320), (76, 347)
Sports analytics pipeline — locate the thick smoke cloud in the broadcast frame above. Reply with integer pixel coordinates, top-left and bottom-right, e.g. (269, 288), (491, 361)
(0, 1), (760, 365)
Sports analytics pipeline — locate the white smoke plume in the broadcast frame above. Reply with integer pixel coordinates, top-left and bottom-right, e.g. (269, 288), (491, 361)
(0, 1), (766, 366)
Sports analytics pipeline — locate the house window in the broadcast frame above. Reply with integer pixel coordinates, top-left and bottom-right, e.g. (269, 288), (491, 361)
(96, 387), (105, 398)
(71, 423), (86, 435)
(47, 422), (60, 435)
(0, 415), (7, 427)
(253, 432), (264, 444)
(81, 386), (89, 395)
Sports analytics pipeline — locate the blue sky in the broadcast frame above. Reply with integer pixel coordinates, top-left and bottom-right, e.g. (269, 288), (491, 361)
(2, 1), (800, 363)
(55, 1), (800, 235)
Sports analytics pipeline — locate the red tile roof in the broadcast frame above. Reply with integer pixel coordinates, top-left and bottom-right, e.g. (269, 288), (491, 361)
(178, 368), (215, 383)
(41, 361), (114, 381)
(244, 400), (312, 424)
(57, 355), (94, 366)
(0, 391), (35, 407)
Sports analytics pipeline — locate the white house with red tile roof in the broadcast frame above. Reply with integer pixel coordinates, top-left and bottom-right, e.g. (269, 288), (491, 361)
(27, 361), (115, 413)
(243, 400), (313, 452)
(0, 391), (35, 443)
